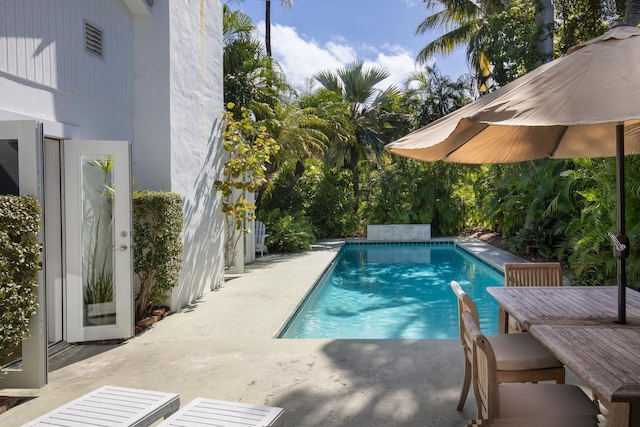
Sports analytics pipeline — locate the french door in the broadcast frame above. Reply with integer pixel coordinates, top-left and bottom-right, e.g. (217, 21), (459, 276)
(0, 121), (47, 388)
(64, 140), (134, 342)
(0, 121), (134, 388)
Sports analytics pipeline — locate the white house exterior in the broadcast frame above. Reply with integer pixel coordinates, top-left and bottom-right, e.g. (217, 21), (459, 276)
(0, 0), (225, 388)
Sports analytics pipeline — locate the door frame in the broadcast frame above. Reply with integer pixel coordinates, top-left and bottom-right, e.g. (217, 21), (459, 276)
(63, 140), (134, 342)
(0, 120), (47, 389)
(0, 124), (135, 387)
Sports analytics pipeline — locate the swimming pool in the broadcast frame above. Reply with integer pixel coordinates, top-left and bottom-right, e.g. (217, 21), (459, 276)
(278, 242), (503, 339)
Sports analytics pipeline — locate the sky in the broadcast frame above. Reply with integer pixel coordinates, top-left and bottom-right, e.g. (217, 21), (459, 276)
(227, 0), (471, 91)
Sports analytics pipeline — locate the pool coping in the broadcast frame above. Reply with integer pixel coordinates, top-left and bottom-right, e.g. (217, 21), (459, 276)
(344, 236), (529, 271)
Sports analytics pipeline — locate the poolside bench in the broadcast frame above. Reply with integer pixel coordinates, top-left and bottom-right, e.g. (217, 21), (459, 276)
(23, 385), (180, 427)
(157, 397), (284, 426)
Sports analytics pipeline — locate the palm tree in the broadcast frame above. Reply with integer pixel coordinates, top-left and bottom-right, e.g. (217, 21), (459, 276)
(264, 0), (294, 56)
(227, 0), (294, 56)
(313, 60), (399, 203)
(405, 65), (474, 126)
(258, 102), (329, 210)
(416, 0), (555, 90)
(223, 5), (290, 118)
(415, 0), (503, 90)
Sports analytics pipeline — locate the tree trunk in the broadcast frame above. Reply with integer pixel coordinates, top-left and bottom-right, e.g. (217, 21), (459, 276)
(265, 0), (272, 56)
(535, 0), (554, 64)
(627, 0), (640, 26)
(255, 161), (277, 211)
(350, 145), (360, 211)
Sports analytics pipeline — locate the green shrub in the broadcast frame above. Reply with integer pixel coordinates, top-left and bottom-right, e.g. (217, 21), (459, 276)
(259, 163), (309, 214)
(133, 191), (183, 320)
(0, 196), (40, 375)
(262, 209), (315, 253)
(306, 168), (358, 238)
(260, 162), (359, 240)
(362, 158), (468, 236)
(506, 228), (557, 260)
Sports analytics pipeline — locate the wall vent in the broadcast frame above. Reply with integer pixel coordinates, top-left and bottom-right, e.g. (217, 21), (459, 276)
(84, 21), (104, 58)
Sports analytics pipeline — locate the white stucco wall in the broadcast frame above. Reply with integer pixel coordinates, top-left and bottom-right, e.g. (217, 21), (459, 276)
(0, 0), (135, 139)
(137, 0), (225, 307)
(0, 0), (226, 311)
(132, 1), (172, 190)
(172, 0), (225, 306)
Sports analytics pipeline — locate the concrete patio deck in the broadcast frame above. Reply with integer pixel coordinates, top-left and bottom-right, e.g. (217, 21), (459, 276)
(0, 239), (585, 426)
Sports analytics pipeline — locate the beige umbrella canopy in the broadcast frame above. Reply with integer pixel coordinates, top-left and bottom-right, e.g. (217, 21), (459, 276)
(386, 25), (640, 323)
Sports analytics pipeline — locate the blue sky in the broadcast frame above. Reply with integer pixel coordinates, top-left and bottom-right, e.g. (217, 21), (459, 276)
(227, 0), (470, 90)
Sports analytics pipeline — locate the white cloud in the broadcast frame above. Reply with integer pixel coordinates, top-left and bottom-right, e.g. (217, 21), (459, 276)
(373, 52), (421, 89)
(255, 22), (421, 92)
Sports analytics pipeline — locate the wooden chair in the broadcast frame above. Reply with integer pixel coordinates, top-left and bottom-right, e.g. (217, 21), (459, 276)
(503, 262), (563, 332)
(503, 262), (563, 287)
(451, 281), (565, 411)
(462, 311), (600, 425)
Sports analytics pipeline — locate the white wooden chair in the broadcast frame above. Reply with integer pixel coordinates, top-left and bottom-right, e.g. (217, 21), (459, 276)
(157, 397), (283, 426)
(462, 311), (599, 425)
(255, 220), (269, 256)
(451, 281), (565, 411)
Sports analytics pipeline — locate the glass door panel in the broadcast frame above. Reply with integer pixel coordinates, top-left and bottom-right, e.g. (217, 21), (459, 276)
(65, 141), (133, 342)
(0, 139), (19, 194)
(81, 155), (117, 327)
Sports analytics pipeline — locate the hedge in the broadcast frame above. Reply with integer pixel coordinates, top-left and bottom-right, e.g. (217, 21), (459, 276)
(133, 191), (183, 321)
(0, 195), (40, 375)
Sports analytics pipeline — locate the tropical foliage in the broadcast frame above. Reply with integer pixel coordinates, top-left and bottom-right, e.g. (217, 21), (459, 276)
(313, 60), (400, 204)
(222, 2), (640, 290)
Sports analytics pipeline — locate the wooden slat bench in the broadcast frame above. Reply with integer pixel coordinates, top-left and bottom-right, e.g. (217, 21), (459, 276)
(23, 385), (180, 426)
(157, 397), (284, 427)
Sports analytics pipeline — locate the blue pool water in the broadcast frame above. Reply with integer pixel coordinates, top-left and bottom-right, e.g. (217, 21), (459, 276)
(279, 243), (503, 339)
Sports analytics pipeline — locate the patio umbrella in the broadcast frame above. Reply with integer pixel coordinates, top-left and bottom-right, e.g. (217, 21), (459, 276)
(386, 24), (640, 324)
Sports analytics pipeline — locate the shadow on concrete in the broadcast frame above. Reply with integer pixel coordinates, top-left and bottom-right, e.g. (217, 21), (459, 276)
(270, 339), (476, 427)
(48, 343), (122, 373)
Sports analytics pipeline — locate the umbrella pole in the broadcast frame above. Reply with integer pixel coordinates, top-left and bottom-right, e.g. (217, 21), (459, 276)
(616, 124), (627, 324)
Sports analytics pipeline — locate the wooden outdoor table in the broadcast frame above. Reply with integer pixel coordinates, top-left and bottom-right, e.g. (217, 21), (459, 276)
(529, 324), (640, 427)
(486, 286), (640, 333)
(487, 286), (640, 426)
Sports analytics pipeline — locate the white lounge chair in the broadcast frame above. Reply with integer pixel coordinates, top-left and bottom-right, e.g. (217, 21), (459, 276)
(157, 397), (283, 426)
(23, 385), (180, 426)
(255, 220), (269, 256)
